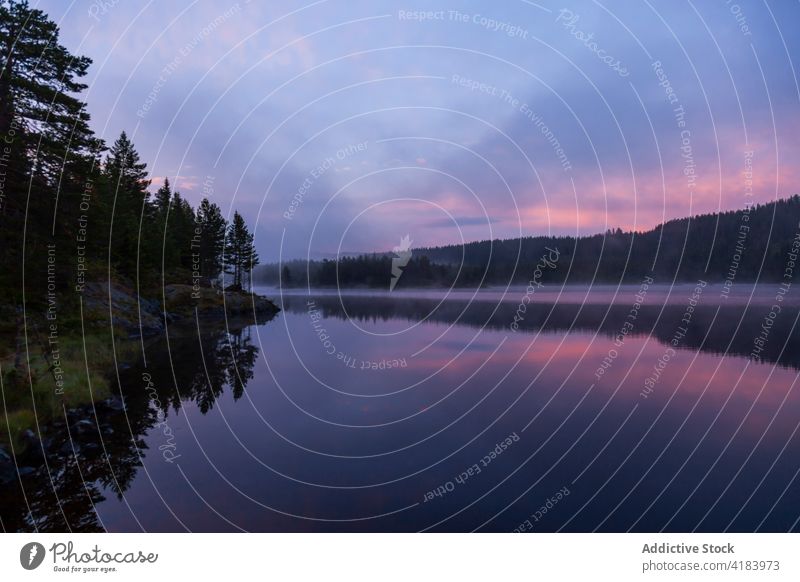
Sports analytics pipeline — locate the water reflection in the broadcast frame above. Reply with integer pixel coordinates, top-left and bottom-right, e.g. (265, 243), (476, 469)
(0, 324), (262, 532)
(2, 291), (800, 532)
(280, 292), (800, 370)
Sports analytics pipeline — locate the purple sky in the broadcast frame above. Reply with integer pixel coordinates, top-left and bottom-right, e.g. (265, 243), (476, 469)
(40, 0), (800, 260)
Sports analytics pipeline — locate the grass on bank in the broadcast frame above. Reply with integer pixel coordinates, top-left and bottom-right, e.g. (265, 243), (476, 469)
(0, 331), (138, 451)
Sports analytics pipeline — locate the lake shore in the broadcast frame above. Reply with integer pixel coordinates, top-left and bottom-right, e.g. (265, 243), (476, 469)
(0, 282), (280, 458)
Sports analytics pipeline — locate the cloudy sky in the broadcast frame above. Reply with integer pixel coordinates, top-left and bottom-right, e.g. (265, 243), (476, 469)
(38, 0), (800, 260)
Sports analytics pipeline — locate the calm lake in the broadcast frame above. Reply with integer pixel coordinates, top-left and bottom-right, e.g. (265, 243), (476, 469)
(3, 284), (800, 532)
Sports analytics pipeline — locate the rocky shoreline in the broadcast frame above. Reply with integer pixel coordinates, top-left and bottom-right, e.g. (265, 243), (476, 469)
(80, 281), (280, 336)
(0, 396), (125, 486)
(0, 282), (280, 478)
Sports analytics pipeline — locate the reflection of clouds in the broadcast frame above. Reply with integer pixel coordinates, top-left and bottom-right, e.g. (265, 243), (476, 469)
(496, 330), (800, 442)
(277, 296), (800, 449)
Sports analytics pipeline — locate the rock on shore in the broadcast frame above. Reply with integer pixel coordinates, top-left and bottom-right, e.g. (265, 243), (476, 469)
(81, 281), (279, 336)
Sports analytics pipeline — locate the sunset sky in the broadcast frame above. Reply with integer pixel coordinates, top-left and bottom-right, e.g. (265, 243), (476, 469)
(39, 0), (800, 260)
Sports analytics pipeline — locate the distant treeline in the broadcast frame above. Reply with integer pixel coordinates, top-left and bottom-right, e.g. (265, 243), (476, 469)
(257, 195), (800, 289)
(257, 256), (485, 289)
(0, 1), (259, 312)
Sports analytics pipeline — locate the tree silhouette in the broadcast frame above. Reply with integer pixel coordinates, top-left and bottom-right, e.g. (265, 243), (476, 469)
(196, 198), (228, 284)
(224, 211), (259, 290)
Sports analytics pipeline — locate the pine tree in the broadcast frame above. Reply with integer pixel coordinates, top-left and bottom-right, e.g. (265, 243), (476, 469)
(103, 131), (150, 279)
(170, 191), (196, 270)
(141, 177), (172, 277)
(224, 212), (246, 290)
(224, 211), (259, 290)
(241, 228), (259, 291)
(153, 178), (172, 216)
(196, 198), (227, 283)
(0, 0), (102, 302)
(0, 0), (99, 188)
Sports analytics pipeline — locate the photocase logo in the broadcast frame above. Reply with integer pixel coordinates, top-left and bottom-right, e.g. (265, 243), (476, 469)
(20, 542), (46, 570)
(390, 235), (413, 291)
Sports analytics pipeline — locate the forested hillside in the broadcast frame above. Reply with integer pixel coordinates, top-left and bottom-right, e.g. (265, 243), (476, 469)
(0, 0), (259, 319)
(259, 196), (800, 288)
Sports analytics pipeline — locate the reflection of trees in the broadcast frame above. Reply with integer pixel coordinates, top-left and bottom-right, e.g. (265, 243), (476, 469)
(147, 326), (259, 414)
(228, 328), (258, 401)
(0, 322), (265, 532)
(284, 295), (800, 370)
(12, 453), (107, 532)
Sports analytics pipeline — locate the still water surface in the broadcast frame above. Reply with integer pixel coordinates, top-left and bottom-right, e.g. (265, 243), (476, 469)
(3, 285), (800, 531)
